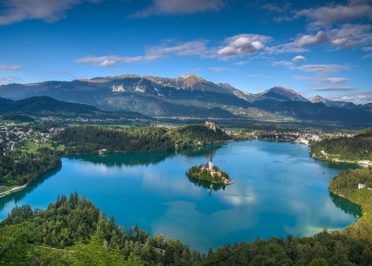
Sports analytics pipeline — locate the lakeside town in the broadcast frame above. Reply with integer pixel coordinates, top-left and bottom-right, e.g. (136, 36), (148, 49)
(0, 124), (62, 155)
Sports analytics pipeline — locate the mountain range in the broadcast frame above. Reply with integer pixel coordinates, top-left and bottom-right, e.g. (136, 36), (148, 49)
(0, 74), (371, 126)
(0, 96), (147, 120)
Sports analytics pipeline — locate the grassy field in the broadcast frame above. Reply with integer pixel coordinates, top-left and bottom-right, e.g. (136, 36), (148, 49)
(20, 138), (64, 154)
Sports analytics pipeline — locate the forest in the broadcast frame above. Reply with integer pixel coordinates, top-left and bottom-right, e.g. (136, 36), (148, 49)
(0, 147), (60, 187)
(54, 125), (229, 154)
(329, 167), (372, 242)
(311, 128), (372, 161)
(1, 193), (371, 265)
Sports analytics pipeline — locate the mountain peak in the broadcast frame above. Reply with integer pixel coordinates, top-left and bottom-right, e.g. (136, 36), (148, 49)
(260, 87), (309, 102)
(310, 95), (327, 103)
(178, 74), (206, 82)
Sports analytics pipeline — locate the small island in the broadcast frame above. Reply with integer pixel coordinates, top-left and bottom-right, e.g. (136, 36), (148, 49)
(186, 161), (232, 185)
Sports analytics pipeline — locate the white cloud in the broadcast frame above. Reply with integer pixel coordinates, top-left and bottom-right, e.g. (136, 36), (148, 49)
(130, 0), (225, 18)
(329, 24), (372, 48)
(269, 31), (328, 54)
(295, 0), (372, 26)
(330, 91), (372, 104)
(217, 34), (271, 58)
(0, 65), (22, 71)
(0, 0), (100, 25)
(296, 31), (328, 46)
(77, 34), (272, 67)
(292, 55), (305, 63)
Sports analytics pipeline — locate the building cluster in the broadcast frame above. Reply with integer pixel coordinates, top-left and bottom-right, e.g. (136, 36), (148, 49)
(229, 129), (355, 145)
(0, 125), (62, 154)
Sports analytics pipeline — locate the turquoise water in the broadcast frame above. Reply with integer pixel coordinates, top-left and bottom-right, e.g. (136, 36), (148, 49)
(0, 141), (359, 251)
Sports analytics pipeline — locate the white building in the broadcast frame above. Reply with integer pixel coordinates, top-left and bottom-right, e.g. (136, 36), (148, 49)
(358, 183), (366, 189)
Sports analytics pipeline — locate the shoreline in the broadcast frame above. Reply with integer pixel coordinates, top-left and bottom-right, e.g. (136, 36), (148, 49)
(0, 184), (27, 198)
(1, 139), (369, 242)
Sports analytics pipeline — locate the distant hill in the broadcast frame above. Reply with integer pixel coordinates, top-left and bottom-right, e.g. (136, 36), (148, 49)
(0, 96), (148, 119)
(254, 87), (309, 102)
(0, 74), (371, 126)
(310, 95), (362, 110)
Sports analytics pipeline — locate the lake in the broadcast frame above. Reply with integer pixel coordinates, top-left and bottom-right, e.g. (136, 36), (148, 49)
(0, 140), (359, 251)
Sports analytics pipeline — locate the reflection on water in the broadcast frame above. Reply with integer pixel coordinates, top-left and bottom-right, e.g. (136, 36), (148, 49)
(187, 176), (227, 193)
(0, 166), (61, 212)
(0, 141), (358, 251)
(330, 192), (362, 217)
(70, 144), (223, 168)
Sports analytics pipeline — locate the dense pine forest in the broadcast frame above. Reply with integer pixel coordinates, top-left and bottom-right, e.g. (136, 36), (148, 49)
(54, 125), (229, 154)
(311, 128), (372, 161)
(1, 193), (371, 265)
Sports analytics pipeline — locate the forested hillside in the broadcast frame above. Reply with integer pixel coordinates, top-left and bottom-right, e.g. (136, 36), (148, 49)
(55, 124), (229, 154)
(0, 193), (195, 265)
(311, 128), (372, 161)
(329, 167), (372, 242)
(1, 193), (371, 265)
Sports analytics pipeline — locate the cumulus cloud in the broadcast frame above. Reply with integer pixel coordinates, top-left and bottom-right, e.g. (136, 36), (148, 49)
(0, 0), (101, 25)
(130, 0), (225, 18)
(292, 55), (305, 63)
(269, 31), (328, 53)
(217, 34), (271, 58)
(0, 65), (22, 71)
(296, 0), (372, 26)
(268, 24), (372, 53)
(314, 87), (355, 92)
(296, 31), (328, 46)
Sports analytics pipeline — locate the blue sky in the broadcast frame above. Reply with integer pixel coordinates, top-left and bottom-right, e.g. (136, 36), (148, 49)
(0, 0), (371, 103)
